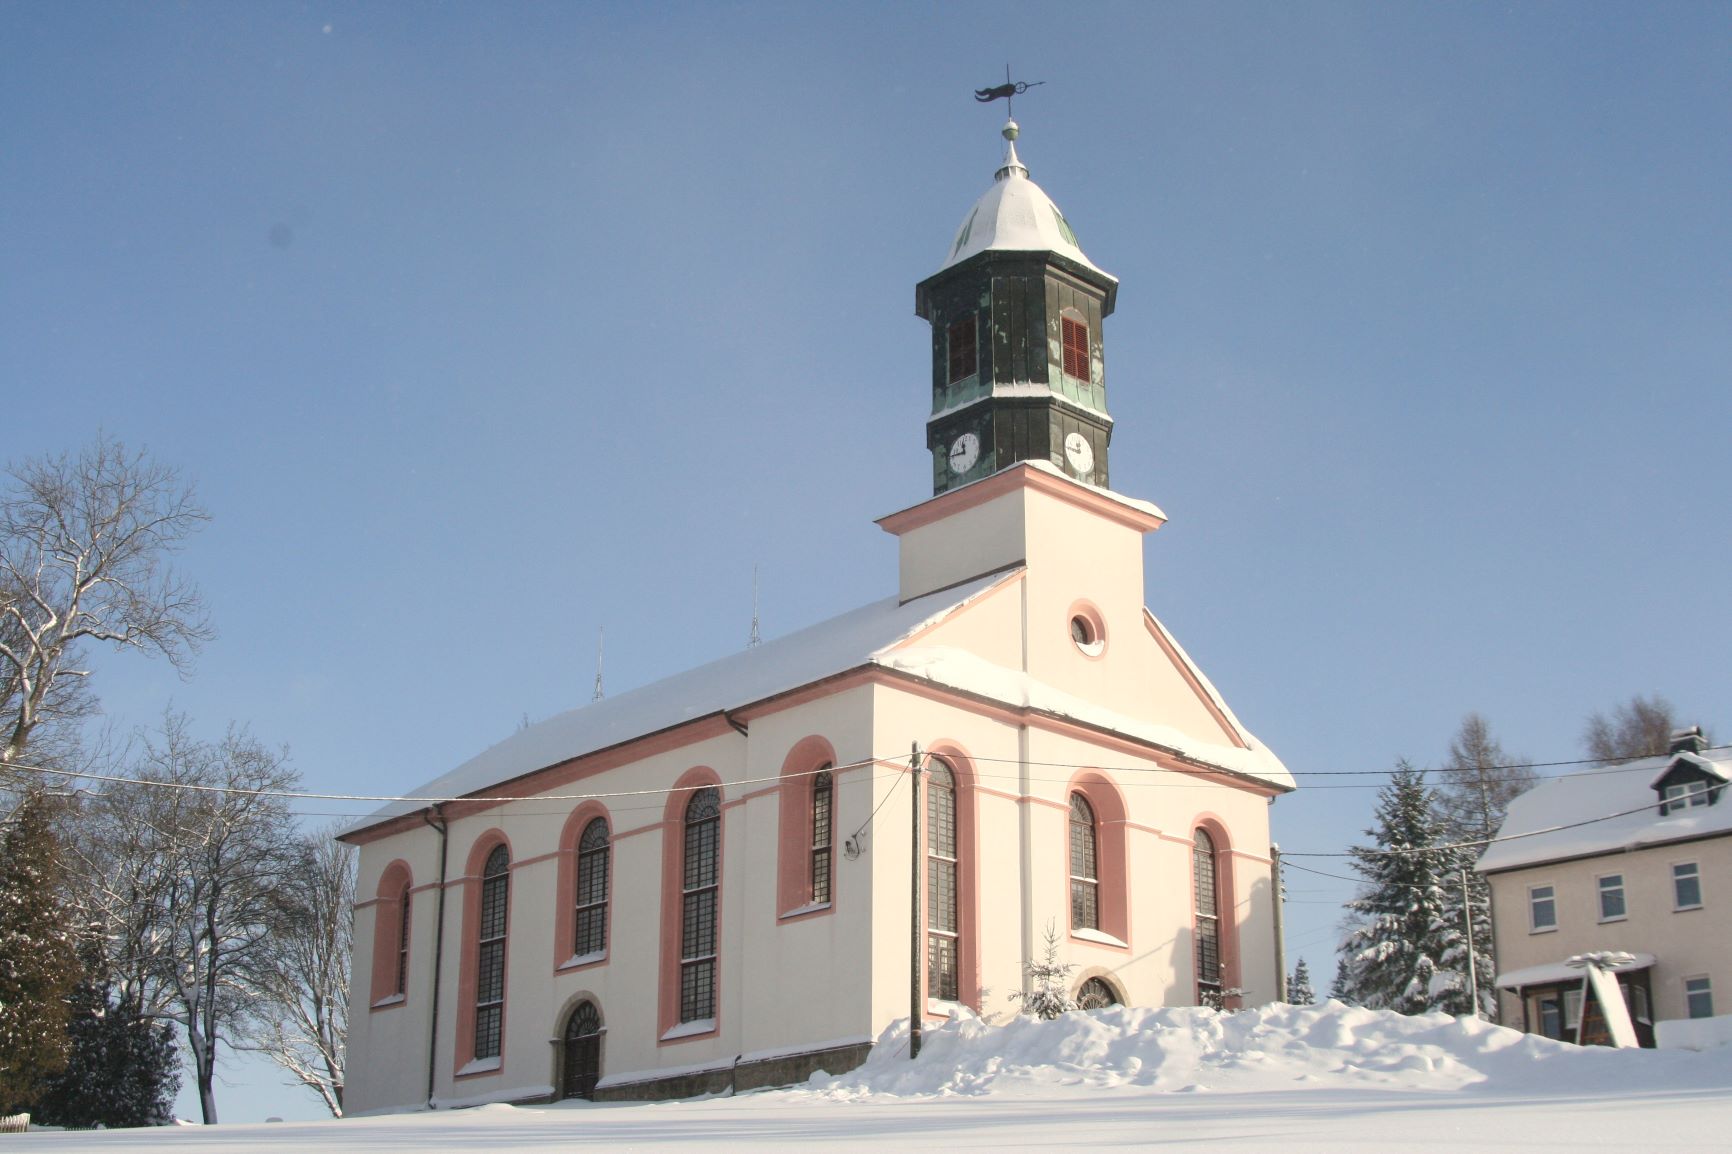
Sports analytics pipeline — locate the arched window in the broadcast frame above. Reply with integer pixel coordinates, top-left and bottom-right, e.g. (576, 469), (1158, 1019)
(1069, 793), (1099, 931)
(680, 787), (721, 1023)
(561, 1000), (603, 1101)
(926, 759), (959, 1002)
(574, 818), (610, 958)
(1061, 311), (1089, 380)
(811, 768), (833, 905)
(1193, 829), (1221, 1001)
(1077, 977), (1119, 1010)
(395, 879), (412, 997)
(475, 844), (511, 1060)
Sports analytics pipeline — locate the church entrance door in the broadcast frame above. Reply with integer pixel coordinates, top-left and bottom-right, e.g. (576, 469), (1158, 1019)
(561, 1000), (602, 1100)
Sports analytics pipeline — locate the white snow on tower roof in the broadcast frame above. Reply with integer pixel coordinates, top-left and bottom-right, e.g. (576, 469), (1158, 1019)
(1476, 747), (1732, 874)
(940, 122), (1113, 279)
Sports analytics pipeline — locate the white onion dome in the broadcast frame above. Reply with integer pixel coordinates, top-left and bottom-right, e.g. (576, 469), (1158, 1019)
(939, 120), (1114, 281)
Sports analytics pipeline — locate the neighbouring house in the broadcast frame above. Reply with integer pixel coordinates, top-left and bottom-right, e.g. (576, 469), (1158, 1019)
(338, 118), (1295, 1112)
(1478, 727), (1729, 1047)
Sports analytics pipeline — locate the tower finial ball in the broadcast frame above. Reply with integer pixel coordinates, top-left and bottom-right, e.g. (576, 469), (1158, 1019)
(1002, 119), (1019, 141)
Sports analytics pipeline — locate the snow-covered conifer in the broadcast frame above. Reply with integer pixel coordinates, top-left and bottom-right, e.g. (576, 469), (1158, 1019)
(1336, 761), (1467, 1015)
(0, 791), (80, 1114)
(1288, 958), (1316, 1005)
(1012, 922), (1077, 1020)
(31, 930), (179, 1128)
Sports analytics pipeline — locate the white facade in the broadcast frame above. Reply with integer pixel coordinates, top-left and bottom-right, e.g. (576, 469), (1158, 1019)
(342, 122), (1296, 1112)
(1478, 739), (1732, 1044)
(342, 466), (1293, 1111)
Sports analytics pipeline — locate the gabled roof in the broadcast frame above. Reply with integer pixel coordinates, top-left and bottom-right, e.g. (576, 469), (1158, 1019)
(1648, 750), (1728, 789)
(348, 568), (1020, 832)
(348, 562), (1295, 837)
(1477, 747), (1732, 874)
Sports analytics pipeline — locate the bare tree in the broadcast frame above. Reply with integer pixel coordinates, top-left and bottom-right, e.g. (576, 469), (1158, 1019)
(1585, 695), (1680, 764)
(73, 715), (301, 1124)
(1435, 713), (1534, 844)
(0, 437), (211, 770)
(249, 828), (352, 1117)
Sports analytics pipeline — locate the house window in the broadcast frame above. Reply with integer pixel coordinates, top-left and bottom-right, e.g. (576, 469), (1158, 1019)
(574, 818), (610, 958)
(1685, 976), (1714, 1019)
(1597, 874), (1626, 921)
(1069, 793), (1099, 932)
(1061, 313), (1089, 380)
(1529, 884), (1557, 931)
(1673, 862), (1702, 909)
(395, 880), (412, 996)
(947, 316), (978, 383)
(927, 759), (960, 1002)
(1663, 781), (1710, 814)
(680, 787), (721, 1023)
(1629, 982), (1651, 1024)
(474, 845), (511, 1060)
(811, 768), (834, 905)
(1563, 988), (1582, 1032)
(1194, 829), (1221, 999)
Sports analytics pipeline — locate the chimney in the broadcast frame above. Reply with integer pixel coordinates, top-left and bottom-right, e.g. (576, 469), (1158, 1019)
(1669, 726), (1707, 755)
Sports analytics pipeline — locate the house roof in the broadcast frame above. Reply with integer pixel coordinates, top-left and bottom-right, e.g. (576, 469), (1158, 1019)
(347, 566), (1292, 836)
(1494, 952), (1656, 990)
(1476, 747), (1732, 874)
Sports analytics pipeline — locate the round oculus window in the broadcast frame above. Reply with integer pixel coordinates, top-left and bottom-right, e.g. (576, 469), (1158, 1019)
(1070, 614), (1104, 657)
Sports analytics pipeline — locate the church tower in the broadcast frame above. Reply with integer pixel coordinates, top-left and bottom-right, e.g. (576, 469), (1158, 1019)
(917, 120), (1119, 495)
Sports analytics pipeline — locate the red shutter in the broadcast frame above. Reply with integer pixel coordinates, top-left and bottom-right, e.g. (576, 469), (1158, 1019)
(1062, 316), (1088, 380)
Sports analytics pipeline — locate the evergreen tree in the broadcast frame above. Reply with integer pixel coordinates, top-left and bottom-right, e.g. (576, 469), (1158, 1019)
(1012, 922), (1076, 1020)
(1337, 761), (1468, 1015)
(0, 791), (80, 1115)
(1287, 958), (1316, 1005)
(32, 932), (179, 1129)
(1330, 956), (1356, 1005)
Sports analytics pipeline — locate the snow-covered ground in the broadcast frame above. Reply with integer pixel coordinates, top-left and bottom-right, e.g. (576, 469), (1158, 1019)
(16, 1001), (1732, 1151)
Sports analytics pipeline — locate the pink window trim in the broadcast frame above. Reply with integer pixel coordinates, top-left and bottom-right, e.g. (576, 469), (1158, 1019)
(552, 800), (614, 974)
(657, 767), (724, 1044)
(1067, 599), (1109, 661)
(453, 831), (514, 1076)
(368, 860), (413, 1010)
(776, 735), (840, 919)
(1190, 814), (1241, 1005)
(923, 742), (982, 1011)
(1066, 771), (1131, 948)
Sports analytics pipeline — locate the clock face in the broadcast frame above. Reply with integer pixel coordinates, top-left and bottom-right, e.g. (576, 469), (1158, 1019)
(948, 431), (981, 475)
(1064, 432), (1095, 476)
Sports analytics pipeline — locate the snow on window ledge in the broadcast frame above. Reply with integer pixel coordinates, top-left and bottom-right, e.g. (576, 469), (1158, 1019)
(1071, 927), (1128, 949)
(558, 950), (607, 971)
(660, 1018), (716, 1042)
(926, 998), (976, 1019)
(370, 993), (406, 1009)
(456, 1056), (501, 1077)
(778, 901), (832, 921)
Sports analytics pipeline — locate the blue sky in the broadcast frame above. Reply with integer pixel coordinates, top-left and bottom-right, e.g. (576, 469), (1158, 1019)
(4, 0), (1728, 1123)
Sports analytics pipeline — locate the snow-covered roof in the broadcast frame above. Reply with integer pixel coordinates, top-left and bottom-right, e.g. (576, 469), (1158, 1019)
(1649, 750), (1727, 789)
(939, 121), (1113, 280)
(349, 563), (1293, 835)
(1476, 748), (1732, 874)
(1494, 952), (1656, 990)
(348, 570), (1018, 831)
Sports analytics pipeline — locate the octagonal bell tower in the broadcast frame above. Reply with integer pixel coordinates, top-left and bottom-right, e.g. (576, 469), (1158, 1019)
(916, 120), (1119, 496)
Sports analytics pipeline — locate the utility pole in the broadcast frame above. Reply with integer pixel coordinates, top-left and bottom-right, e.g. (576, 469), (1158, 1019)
(909, 742), (925, 1060)
(1271, 844), (1287, 1003)
(1461, 868), (1480, 1018)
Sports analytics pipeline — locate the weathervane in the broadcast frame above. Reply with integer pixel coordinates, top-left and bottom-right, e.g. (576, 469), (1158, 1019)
(974, 67), (1044, 118)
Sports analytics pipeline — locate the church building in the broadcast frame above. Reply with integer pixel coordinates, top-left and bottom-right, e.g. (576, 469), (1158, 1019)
(341, 119), (1295, 1112)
